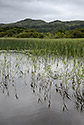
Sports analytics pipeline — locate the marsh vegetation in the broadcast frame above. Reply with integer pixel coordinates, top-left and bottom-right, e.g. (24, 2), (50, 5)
(0, 38), (84, 125)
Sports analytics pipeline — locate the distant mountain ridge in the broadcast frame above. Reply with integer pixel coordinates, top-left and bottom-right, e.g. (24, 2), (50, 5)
(0, 18), (84, 32)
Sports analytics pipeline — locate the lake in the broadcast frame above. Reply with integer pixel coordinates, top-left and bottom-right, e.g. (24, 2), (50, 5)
(0, 51), (84, 125)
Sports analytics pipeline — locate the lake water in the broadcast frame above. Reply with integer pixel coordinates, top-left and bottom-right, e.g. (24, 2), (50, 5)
(0, 52), (84, 125)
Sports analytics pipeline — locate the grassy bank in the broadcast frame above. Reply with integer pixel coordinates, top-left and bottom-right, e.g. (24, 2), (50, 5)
(0, 38), (84, 57)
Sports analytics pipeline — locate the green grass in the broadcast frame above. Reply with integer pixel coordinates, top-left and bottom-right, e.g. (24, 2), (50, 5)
(0, 38), (84, 57)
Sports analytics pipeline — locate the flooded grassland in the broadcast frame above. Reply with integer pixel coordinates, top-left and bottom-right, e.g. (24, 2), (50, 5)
(0, 38), (84, 125)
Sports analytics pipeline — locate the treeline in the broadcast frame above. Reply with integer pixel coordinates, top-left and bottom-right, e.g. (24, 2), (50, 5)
(0, 26), (84, 38)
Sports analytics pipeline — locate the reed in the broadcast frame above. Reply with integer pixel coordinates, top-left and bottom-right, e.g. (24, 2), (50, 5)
(0, 38), (84, 57)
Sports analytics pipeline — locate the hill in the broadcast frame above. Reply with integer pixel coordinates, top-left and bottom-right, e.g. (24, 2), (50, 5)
(0, 19), (84, 32)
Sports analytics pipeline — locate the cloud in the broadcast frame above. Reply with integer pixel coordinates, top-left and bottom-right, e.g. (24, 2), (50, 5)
(0, 0), (84, 23)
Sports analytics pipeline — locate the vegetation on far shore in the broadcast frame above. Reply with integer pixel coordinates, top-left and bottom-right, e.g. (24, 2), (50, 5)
(1, 26), (84, 38)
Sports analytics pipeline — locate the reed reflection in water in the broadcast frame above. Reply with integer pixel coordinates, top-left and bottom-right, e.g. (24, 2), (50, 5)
(0, 52), (84, 125)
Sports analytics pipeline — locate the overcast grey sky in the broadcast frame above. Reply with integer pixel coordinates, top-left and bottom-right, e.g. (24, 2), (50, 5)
(0, 0), (84, 23)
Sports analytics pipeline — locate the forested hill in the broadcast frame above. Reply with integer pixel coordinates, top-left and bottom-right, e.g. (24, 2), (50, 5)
(0, 19), (84, 32)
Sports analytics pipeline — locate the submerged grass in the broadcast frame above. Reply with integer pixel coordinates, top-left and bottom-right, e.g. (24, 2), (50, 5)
(0, 38), (84, 111)
(0, 38), (84, 57)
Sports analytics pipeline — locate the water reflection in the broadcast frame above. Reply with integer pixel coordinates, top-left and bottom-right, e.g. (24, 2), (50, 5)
(0, 51), (84, 113)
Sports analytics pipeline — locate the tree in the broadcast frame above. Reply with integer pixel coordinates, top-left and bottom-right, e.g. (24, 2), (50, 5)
(71, 30), (83, 38)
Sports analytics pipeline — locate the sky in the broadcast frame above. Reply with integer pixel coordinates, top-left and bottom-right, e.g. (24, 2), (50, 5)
(0, 0), (84, 23)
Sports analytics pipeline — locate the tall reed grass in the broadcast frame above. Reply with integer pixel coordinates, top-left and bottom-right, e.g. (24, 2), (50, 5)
(0, 38), (84, 57)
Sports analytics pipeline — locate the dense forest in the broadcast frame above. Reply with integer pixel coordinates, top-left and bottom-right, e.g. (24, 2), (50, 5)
(0, 26), (84, 38)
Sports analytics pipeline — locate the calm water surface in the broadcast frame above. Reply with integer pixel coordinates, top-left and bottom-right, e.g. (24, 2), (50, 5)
(0, 52), (84, 125)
